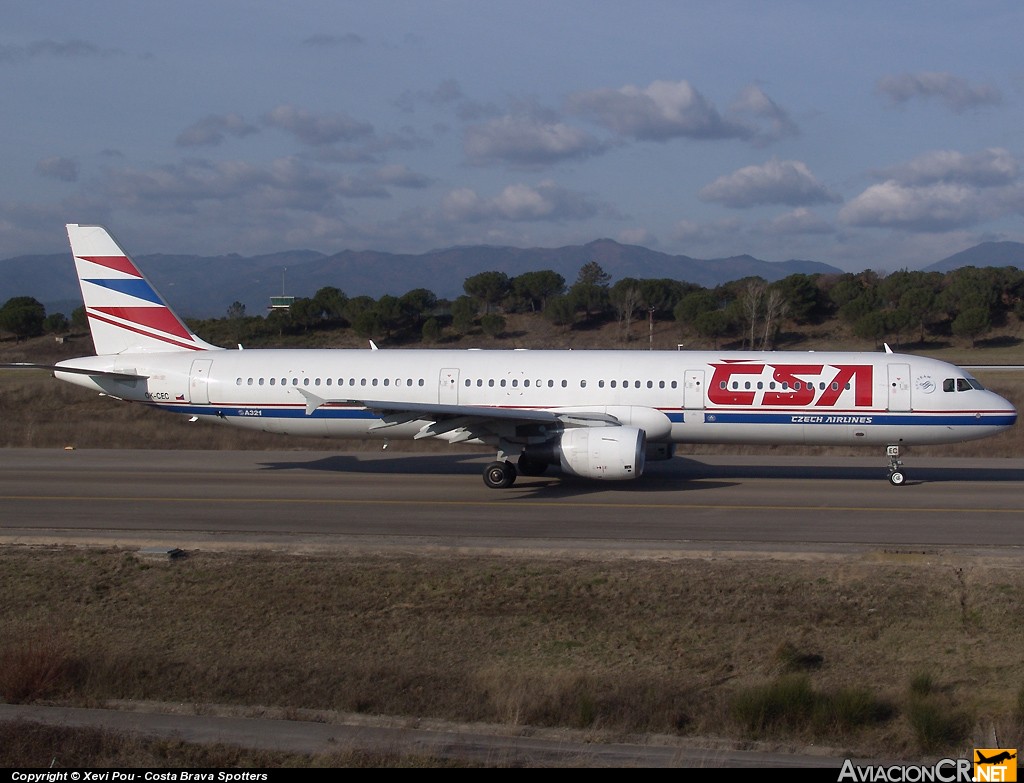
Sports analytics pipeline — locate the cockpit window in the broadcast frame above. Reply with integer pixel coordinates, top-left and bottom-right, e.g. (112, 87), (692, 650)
(944, 377), (980, 392)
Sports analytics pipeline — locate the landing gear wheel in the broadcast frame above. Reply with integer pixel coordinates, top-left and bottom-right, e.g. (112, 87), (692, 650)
(888, 470), (906, 486)
(517, 456), (548, 476)
(483, 460), (517, 489)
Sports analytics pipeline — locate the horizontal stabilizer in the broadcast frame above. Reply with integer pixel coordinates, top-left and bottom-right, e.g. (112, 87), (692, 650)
(0, 362), (148, 381)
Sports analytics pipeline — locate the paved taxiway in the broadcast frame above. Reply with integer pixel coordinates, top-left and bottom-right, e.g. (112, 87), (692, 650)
(3, 447), (1021, 766)
(1, 448), (1022, 555)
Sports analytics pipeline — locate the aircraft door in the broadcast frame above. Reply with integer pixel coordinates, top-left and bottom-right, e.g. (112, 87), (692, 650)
(439, 368), (459, 404)
(189, 359), (213, 405)
(887, 363), (911, 412)
(683, 370), (705, 410)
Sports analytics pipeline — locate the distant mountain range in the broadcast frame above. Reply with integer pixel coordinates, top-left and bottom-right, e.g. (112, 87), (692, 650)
(1, 238), (1022, 319)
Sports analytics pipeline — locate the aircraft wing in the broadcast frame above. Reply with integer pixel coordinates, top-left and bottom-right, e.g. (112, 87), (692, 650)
(295, 388), (620, 442)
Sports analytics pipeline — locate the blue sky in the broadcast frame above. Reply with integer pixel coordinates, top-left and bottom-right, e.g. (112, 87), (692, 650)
(2, 1), (1022, 274)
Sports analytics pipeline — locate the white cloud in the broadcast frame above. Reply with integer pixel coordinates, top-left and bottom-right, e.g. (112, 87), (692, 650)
(98, 156), (388, 217)
(699, 159), (840, 208)
(877, 148), (1019, 187)
(35, 157), (79, 182)
(440, 181), (601, 223)
(876, 71), (1001, 113)
(372, 164), (432, 188)
(766, 208), (833, 235)
(0, 39), (123, 62)
(176, 114), (259, 147)
(568, 79), (749, 142)
(262, 105), (374, 146)
(839, 181), (988, 231)
(729, 85), (799, 146)
(464, 114), (605, 166)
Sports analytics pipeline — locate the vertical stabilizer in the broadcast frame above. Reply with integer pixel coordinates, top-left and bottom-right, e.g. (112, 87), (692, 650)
(66, 223), (219, 355)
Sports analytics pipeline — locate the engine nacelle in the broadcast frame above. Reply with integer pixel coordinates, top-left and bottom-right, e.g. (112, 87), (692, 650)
(556, 426), (646, 481)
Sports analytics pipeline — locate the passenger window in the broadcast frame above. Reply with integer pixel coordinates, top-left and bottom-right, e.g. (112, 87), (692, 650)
(611, 381), (617, 388)
(581, 380), (587, 388)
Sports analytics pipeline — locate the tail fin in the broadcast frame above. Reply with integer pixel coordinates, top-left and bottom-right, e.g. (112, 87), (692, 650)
(67, 223), (219, 354)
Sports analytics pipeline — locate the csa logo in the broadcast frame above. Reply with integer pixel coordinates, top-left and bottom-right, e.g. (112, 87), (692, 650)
(974, 749), (1017, 782)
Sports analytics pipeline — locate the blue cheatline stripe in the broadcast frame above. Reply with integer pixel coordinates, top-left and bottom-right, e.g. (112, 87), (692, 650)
(83, 278), (163, 304)
(702, 412), (1016, 426)
(150, 403), (379, 420)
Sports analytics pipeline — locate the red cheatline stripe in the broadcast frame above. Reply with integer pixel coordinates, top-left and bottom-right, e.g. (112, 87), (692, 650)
(91, 307), (194, 341)
(77, 255), (142, 277)
(86, 311), (204, 351)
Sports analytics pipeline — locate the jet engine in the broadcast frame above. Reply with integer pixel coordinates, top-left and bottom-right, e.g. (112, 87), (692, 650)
(525, 426), (646, 480)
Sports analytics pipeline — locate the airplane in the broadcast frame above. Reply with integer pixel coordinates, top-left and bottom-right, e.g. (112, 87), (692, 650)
(3, 223), (1018, 489)
(976, 751), (1016, 765)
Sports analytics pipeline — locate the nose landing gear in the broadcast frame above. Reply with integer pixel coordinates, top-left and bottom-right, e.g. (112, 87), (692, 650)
(886, 445), (906, 486)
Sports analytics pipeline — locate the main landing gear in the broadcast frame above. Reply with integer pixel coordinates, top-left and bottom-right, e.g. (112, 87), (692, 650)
(886, 445), (906, 486)
(483, 460), (517, 489)
(482, 448), (553, 488)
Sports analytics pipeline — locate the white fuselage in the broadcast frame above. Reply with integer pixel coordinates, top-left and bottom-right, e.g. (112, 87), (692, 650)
(56, 347), (1017, 448)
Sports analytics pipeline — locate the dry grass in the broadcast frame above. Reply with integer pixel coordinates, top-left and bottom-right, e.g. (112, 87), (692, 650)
(2, 547), (1023, 761)
(0, 721), (470, 768)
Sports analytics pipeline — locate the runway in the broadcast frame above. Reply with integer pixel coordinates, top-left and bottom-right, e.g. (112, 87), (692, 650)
(2, 447), (1023, 556)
